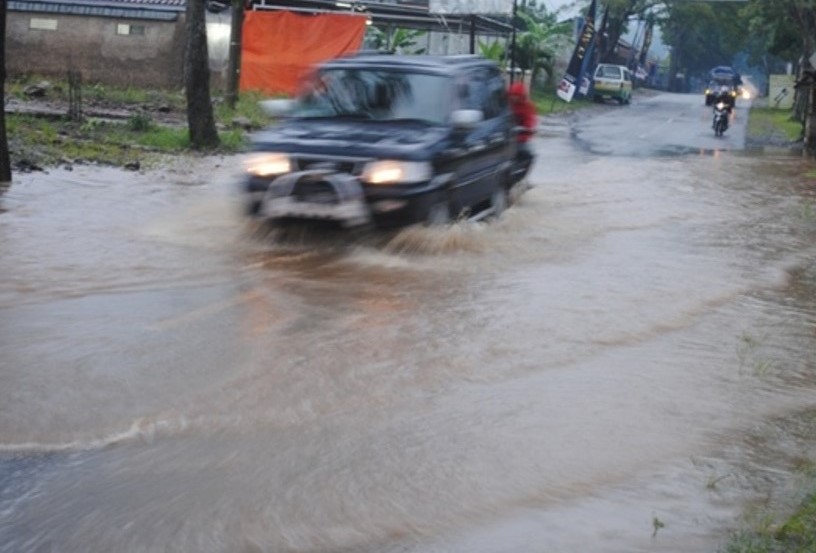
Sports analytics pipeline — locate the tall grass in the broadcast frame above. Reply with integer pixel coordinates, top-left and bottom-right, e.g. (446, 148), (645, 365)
(747, 107), (803, 143)
(532, 88), (595, 115)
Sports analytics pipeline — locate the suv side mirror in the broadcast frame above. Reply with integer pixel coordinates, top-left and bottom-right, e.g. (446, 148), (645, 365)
(259, 99), (296, 117)
(450, 109), (484, 130)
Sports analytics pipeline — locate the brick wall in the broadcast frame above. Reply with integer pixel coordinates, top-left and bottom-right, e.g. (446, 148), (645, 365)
(7, 11), (186, 89)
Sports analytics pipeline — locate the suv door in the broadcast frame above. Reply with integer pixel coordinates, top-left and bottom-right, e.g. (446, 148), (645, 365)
(450, 66), (514, 211)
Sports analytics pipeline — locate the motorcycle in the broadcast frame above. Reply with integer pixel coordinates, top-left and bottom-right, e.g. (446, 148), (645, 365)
(712, 100), (730, 137)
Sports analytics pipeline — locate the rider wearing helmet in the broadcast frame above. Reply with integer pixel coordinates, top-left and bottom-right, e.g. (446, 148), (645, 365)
(715, 84), (735, 111)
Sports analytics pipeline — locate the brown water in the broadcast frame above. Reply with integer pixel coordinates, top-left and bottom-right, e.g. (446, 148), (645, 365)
(1, 131), (816, 552)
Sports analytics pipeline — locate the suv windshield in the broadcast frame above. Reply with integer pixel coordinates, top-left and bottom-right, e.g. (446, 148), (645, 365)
(293, 68), (454, 125)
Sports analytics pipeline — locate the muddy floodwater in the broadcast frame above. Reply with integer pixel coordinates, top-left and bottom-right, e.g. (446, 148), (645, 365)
(2, 99), (816, 552)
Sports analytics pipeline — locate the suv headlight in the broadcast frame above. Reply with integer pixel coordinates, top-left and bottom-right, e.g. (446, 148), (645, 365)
(361, 160), (432, 185)
(245, 153), (292, 177)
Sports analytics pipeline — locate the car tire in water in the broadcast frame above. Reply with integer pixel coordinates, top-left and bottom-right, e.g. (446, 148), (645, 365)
(425, 201), (451, 226)
(490, 183), (508, 219)
(245, 199), (262, 217)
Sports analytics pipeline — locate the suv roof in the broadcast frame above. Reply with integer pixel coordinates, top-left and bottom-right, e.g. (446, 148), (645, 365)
(321, 54), (495, 74)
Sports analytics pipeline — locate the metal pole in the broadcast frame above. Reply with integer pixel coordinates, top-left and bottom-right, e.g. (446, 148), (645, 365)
(509, 0), (517, 83)
(470, 16), (475, 54)
(225, 0), (244, 109)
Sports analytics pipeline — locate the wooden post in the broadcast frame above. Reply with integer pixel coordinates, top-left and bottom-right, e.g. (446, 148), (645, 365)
(808, 82), (816, 151)
(0, 0), (11, 184)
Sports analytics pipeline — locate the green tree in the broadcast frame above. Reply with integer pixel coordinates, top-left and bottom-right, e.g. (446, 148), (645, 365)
(478, 40), (506, 64)
(741, 1), (816, 127)
(0, 0), (11, 184)
(741, 0), (815, 70)
(597, 0), (658, 65)
(657, 0), (746, 91)
(513, 3), (572, 88)
(185, 0), (219, 149)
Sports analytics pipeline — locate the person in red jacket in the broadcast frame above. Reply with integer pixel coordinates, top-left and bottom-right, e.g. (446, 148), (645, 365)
(507, 82), (536, 183)
(508, 82), (537, 142)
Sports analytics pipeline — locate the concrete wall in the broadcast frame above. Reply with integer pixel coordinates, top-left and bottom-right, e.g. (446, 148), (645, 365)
(7, 11), (186, 89)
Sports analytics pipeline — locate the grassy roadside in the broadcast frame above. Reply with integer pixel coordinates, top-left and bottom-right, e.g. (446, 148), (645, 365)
(532, 88), (595, 115)
(716, 102), (813, 551)
(746, 103), (803, 147)
(721, 489), (816, 552)
(5, 76), (272, 170)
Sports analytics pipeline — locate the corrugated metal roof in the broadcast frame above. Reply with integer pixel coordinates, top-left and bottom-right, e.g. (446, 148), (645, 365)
(19, 0), (185, 7)
(9, 0), (185, 20)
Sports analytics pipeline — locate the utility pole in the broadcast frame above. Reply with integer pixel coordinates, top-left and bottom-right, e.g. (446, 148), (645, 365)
(509, 0), (517, 84)
(225, 0), (245, 109)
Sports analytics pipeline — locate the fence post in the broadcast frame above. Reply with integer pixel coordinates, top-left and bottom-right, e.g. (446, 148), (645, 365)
(68, 70), (83, 122)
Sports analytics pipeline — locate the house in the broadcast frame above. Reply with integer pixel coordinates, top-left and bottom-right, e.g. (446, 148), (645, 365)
(6, 0), (513, 91)
(6, 0), (188, 88)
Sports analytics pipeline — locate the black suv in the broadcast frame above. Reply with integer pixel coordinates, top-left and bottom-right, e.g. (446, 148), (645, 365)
(242, 54), (529, 228)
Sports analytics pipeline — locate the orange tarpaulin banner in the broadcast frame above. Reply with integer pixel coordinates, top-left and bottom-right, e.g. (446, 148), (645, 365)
(240, 11), (367, 96)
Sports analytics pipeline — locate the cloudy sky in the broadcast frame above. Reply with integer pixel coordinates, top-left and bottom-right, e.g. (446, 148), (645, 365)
(541, 0), (581, 17)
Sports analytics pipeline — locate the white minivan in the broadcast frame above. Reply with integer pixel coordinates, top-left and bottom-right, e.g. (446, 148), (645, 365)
(593, 64), (633, 104)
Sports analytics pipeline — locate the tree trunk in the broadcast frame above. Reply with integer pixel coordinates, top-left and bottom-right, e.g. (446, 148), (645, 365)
(667, 42), (681, 92)
(0, 1), (12, 185)
(185, 0), (219, 149)
(603, 18), (624, 63)
(806, 84), (816, 151)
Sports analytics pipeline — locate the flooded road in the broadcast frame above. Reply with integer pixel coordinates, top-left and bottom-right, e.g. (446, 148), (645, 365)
(2, 92), (816, 552)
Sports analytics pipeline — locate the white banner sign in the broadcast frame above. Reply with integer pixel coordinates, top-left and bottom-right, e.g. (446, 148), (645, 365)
(429, 0), (514, 15)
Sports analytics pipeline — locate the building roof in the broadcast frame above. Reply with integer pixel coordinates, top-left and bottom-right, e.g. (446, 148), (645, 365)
(251, 0), (513, 36)
(10, 0), (514, 34)
(9, 0), (186, 21)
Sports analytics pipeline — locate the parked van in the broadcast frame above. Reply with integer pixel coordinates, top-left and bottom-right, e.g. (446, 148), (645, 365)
(593, 64), (633, 104)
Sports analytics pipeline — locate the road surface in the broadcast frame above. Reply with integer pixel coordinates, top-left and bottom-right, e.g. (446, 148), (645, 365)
(1, 91), (815, 553)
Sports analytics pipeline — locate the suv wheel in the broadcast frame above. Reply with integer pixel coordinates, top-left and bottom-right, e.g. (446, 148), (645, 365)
(490, 185), (508, 218)
(425, 201), (451, 226)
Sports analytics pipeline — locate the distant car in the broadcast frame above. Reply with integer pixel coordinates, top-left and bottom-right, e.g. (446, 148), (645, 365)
(592, 64), (633, 104)
(242, 54), (530, 228)
(705, 79), (738, 106)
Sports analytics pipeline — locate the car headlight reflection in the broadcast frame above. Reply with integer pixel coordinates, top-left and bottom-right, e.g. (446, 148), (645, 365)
(361, 160), (432, 185)
(245, 153), (292, 177)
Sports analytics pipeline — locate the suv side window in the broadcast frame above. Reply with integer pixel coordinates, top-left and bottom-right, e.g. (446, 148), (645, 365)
(459, 70), (488, 114)
(459, 67), (506, 120)
(484, 68), (508, 119)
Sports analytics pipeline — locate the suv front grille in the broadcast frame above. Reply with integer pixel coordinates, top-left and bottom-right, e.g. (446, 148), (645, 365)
(294, 157), (364, 176)
(292, 181), (338, 204)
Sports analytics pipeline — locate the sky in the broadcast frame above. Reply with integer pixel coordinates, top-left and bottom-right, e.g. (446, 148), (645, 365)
(541, 0), (581, 17)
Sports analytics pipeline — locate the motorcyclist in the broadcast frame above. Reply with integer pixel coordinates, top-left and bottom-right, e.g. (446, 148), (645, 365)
(713, 84), (735, 111)
(508, 82), (536, 180)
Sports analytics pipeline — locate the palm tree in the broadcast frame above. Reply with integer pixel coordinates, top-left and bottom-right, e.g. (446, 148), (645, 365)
(513, 8), (572, 89)
(478, 40), (506, 64)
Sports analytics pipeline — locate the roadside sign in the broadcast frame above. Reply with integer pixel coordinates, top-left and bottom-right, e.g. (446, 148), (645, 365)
(769, 74), (795, 109)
